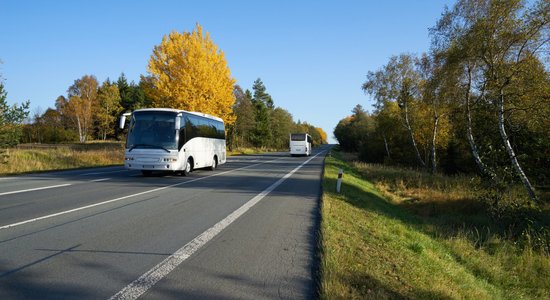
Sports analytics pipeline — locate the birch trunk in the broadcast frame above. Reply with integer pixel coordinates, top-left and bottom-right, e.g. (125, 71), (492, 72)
(76, 116), (84, 143)
(430, 115), (439, 174)
(464, 64), (497, 180)
(403, 102), (426, 167)
(497, 91), (537, 202)
(383, 133), (391, 160)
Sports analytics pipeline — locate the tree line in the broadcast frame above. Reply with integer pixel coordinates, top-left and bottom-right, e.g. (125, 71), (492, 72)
(20, 75), (327, 148)
(334, 0), (549, 203)
(229, 79), (327, 150)
(22, 74), (148, 143)
(1, 23), (327, 150)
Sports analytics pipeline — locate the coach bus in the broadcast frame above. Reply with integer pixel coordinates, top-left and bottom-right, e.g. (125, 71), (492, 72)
(289, 133), (312, 156)
(119, 108), (226, 176)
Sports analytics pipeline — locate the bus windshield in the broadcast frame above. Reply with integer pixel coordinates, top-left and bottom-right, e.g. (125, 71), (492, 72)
(290, 133), (306, 141)
(126, 111), (178, 151)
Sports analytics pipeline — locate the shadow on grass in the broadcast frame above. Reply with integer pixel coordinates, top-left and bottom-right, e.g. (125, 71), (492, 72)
(342, 273), (454, 300)
(323, 152), (550, 297)
(332, 152), (550, 254)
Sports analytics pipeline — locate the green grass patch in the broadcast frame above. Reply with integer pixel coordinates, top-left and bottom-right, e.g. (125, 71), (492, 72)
(320, 150), (550, 299)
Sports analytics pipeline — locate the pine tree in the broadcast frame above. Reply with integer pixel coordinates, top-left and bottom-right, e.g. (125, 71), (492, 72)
(252, 78), (274, 109)
(251, 79), (273, 147)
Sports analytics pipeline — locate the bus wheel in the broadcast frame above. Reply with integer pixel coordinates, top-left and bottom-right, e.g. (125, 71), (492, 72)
(141, 170), (152, 176)
(183, 158), (192, 176)
(209, 156), (217, 171)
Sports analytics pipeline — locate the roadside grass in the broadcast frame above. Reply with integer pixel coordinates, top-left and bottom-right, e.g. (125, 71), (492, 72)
(0, 142), (124, 175)
(320, 150), (550, 299)
(0, 143), (286, 176)
(227, 147), (268, 156)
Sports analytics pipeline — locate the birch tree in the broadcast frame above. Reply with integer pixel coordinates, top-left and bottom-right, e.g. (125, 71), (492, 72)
(65, 75), (98, 142)
(363, 54), (427, 168)
(471, 0), (548, 202)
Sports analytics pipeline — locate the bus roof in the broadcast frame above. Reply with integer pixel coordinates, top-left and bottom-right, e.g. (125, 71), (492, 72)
(133, 108), (224, 123)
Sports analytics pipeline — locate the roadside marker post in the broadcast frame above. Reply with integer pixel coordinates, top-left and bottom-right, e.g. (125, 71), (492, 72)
(336, 168), (343, 193)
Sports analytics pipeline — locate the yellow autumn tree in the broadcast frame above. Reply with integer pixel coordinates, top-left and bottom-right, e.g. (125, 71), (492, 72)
(146, 24), (236, 124)
(315, 127), (328, 144)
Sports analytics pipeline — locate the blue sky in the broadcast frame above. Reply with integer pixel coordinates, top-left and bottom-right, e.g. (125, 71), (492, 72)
(0, 0), (455, 143)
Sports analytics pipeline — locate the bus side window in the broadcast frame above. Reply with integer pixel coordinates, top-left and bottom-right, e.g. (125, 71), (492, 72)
(215, 122), (225, 139)
(185, 115), (197, 141)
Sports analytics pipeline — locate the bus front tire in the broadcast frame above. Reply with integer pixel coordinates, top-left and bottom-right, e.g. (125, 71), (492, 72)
(182, 158), (193, 176)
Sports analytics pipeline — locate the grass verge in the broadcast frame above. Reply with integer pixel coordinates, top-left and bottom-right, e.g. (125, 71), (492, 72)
(0, 142), (125, 175)
(0, 144), (285, 176)
(227, 147), (269, 156)
(320, 150), (550, 299)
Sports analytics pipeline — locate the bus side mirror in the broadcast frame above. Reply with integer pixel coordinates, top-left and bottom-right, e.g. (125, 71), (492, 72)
(119, 113), (131, 129)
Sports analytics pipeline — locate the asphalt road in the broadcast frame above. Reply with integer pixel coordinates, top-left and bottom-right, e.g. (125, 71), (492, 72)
(0, 145), (330, 299)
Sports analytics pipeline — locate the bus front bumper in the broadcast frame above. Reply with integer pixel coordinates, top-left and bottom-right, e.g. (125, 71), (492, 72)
(125, 162), (180, 171)
(124, 156), (182, 171)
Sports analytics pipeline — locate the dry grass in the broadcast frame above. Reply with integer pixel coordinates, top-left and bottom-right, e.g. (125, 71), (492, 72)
(0, 142), (124, 175)
(0, 144), (285, 176)
(227, 147), (266, 156)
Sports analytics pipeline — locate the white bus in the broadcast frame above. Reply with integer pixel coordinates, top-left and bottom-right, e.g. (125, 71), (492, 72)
(119, 108), (226, 176)
(289, 133), (312, 156)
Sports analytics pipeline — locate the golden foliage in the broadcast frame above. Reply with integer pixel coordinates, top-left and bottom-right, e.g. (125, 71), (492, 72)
(316, 127), (328, 144)
(147, 24), (236, 124)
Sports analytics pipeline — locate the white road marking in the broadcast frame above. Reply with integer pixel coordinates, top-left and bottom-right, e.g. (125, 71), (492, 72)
(81, 170), (127, 176)
(0, 157), (287, 231)
(0, 177), (17, 181)
(0, 184), (72, 197)
(90, 178), (111, 182)
(109, 151), (324, 300)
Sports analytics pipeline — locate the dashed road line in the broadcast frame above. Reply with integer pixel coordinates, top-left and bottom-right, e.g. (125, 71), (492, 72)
(0, 184), (72, 197)
(0, 157), (287, 231)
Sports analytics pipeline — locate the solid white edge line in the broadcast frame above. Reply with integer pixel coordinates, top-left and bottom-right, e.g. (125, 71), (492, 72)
(0, 157), (285, 231)
(109, 151), (324, 300)
(0, 184), (72, 197)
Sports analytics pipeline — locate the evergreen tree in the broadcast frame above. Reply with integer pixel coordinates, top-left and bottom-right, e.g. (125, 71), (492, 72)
(251, 79), (273, 147)
(0, 79), (29, 154)
(117, 73), (131, 111)
(231, 85), (255, 148)
(252, 78), (274, 109)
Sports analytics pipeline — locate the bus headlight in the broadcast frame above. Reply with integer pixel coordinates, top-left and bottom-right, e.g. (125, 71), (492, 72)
(125, 157), (134, 161)
(163, 158), (178, 162)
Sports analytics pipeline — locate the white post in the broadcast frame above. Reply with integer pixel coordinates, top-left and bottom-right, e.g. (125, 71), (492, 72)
(336, 168), (343, 193)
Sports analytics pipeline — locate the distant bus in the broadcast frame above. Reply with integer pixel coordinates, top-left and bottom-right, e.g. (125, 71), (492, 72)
(289, 133), (312, 156)
(119, 108), (226, 176)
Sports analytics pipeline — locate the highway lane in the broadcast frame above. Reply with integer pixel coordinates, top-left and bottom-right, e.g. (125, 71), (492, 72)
(0, 145), (330, 299)
(0, 154), (295, 228)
